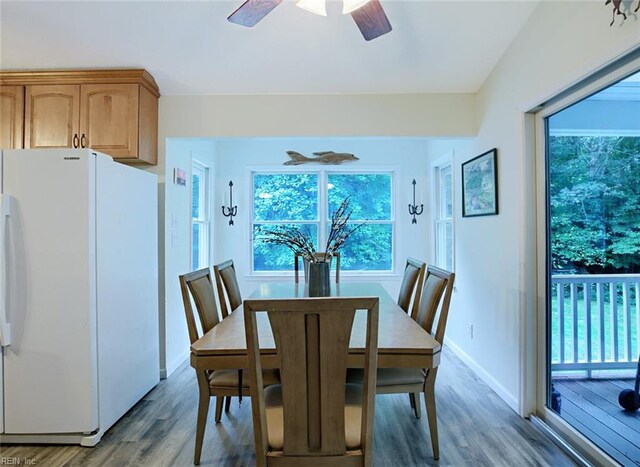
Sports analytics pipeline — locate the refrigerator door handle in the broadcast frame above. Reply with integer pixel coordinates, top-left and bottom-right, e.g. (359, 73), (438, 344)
(0, 193), (15, 347)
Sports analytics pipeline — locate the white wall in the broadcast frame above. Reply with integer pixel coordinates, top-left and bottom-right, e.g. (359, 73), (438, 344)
(156, 94), (476, 377)
(154, 5), (639, 396)
(212, 137), (447, 299)
(159, 94), (476, 142)
(160, 134), (471, 377)
(161, 136), (469, 377)
(446, 2), (640, 411)
(161, 138), (216, 377)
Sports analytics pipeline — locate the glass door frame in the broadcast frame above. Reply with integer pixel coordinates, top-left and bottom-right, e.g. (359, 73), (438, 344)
(533, 56), (640, 465)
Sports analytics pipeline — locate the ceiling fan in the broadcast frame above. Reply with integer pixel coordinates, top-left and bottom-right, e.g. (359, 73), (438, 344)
(227, 0), (392, 41)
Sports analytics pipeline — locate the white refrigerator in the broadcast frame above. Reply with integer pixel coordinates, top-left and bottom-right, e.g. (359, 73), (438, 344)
(0, 149), (159, 446)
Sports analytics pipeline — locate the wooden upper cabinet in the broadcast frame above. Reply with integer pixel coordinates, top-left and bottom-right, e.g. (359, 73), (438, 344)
(81, 84), (139, 159)
(1, 69), (159, 165)
(25, 84), (80, 149)
(0, 85), (25, 149)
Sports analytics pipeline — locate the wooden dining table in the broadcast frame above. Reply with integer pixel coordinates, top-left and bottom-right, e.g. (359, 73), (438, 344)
(190, 281), (442, 460)
(190, 281), (440, 372)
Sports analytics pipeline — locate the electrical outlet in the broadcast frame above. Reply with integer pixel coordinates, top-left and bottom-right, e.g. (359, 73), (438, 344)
(468, 323), (474, 339)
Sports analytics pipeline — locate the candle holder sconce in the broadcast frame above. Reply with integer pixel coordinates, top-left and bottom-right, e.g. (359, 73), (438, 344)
(408, 179), (423, 224)
(221, 180), (238, 226)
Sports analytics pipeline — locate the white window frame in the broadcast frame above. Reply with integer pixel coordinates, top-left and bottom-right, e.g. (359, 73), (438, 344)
(432, 153), (455, 272)
(249, 167), (396, 275)
(191, 161), (210, 270)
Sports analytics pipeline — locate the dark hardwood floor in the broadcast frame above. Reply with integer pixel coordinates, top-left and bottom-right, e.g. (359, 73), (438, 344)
(2, 347), (575, 466)
(554, 376), (640, 466)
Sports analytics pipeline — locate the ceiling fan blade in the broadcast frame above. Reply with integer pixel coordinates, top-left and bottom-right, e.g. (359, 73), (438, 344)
(227, 0), (284, 27)
(351, 0), (392, 41)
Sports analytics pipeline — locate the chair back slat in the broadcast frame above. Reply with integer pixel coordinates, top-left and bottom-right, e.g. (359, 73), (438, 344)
(179, 268), (221, 344)
(415, 266), (455, 345)
(245, 297), (378, 463)
(397, 257), (426, 318)
(214, 259), (243, 318)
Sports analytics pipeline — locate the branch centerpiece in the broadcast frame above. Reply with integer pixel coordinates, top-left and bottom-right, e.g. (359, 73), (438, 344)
(260, 197), (365, 265)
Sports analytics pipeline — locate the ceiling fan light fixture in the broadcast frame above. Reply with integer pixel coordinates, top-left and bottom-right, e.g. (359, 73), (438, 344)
(296, 0), (327, 16)
(342, 0), (371, 14)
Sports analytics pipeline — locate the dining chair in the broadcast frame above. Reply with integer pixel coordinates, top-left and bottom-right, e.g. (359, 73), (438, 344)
(347, 265), (454, 460)
(244, 296), (379, 467)
(397, 257), (426, 318)
(213, 259), (248, 412)
(214, 259), (242, 318)
(396, 257), (426, 415)
(179, 268), (279, 465)
(294, 252), (341, 283)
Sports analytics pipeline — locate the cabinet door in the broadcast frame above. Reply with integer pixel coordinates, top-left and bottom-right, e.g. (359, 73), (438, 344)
(25, 85), (80, 149)
(80, 84), (138, 159)
(0, 85), (24, 149)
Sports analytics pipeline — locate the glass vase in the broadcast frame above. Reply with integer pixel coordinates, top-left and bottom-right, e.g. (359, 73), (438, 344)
(307, 261), (330, 297)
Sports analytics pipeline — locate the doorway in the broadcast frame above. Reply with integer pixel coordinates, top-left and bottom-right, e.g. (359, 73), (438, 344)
(537, 66), (640, 464)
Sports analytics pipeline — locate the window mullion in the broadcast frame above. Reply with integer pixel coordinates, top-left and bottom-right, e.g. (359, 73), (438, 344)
(319, 170), (326, 250)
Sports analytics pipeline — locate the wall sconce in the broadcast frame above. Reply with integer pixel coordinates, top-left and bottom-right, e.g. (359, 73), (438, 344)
(408, 179), (423, 224)
(221, 180), (238, 226)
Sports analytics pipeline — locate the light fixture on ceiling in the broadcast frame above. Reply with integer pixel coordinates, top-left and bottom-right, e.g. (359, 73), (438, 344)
(228, 0), (392, 41)
(342, 0), (371, 14)
(296, 0), (371, 16)
(296, 0), (327, 16)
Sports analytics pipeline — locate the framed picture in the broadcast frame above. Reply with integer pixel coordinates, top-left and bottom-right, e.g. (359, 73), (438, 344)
(462, 148), (498, 217)
(173, 168), (187, 187)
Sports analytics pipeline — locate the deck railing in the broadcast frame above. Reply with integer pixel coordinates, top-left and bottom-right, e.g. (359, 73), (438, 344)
(551, 274), (640, 374)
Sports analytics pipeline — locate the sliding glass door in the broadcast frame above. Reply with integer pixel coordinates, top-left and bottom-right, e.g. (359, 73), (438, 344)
(540, 68), (640, 464)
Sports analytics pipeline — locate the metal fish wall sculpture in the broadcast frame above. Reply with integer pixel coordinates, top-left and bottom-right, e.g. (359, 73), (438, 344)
(284, 151), (360, 166)
(606, 0), (639, 26)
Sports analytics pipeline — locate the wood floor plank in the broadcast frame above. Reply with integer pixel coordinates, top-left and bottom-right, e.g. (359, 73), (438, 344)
(553, 377), (640, 465)
(574, 378), (640, 435)
(555, 380), (640, 447)
(1, 347), (574, 466)
(559, 406), (629, 466)
(557, 391), (638, 465)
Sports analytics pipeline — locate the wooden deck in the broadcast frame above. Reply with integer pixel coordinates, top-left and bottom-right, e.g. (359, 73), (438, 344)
(553, 376), (640, 466)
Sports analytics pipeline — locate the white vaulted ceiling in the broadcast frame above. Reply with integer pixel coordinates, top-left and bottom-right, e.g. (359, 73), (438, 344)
(0, 0), (538, 95)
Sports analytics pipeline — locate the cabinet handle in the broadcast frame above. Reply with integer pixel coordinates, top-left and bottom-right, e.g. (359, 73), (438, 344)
(80, 134), (86, 148)
(72, 134), (79, 148)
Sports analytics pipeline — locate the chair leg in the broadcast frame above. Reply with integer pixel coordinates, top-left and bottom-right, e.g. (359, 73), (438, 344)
(195, 372), (211, 465)
(224, 396), (232, 413)
(214, 396), (224, 423)
(408, 392), (415, 409)
(411, 392), (422, 418)
(424, 371), (439, 460)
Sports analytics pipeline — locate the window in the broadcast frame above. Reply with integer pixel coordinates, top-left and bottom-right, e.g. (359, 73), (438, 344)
(434, 163), (453, 271)
(253, 173), (319, 271)
(192, 162), (210, 269)
(252, 171), (394, 273)
(327, 173), (393, 271)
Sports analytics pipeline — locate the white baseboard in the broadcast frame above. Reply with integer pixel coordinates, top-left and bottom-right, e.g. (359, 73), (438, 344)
(164, 351), (190, 379)
(446, 339), (519, 412)
(0, 431), (104, 447)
